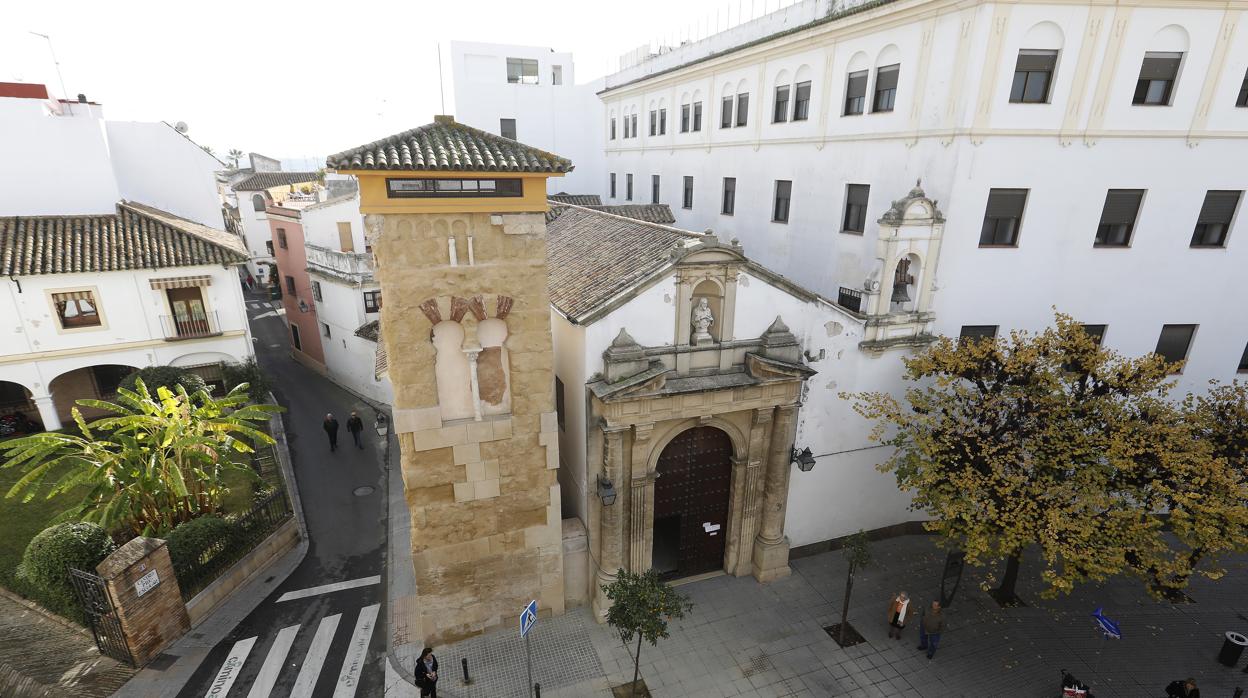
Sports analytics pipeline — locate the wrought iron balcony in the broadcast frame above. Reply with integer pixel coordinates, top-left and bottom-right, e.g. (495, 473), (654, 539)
(837, 287), (863, 314)
(305, 244), (374, 283)
(160, 311), (221, 340)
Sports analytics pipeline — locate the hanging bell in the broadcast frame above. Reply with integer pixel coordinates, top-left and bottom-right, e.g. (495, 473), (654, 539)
(891, 282), (911, 304)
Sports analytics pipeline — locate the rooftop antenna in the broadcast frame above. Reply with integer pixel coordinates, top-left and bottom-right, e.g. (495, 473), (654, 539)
(437, 43), (446, 115)
(29, 31), (69, 108)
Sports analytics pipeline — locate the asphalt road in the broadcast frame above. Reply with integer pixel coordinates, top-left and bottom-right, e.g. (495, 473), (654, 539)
(177, 292), (388, 698)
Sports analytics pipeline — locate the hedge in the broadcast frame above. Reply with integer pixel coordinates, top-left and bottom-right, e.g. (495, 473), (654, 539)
(16, 522), (115, 623)
(166, 516), (236, 573)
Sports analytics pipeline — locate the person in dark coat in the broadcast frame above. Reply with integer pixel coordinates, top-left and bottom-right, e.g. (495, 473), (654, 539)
(1166, 678), (1200, 697)
(323, 413), (340, 452)
(346, 411), (365, 449)
(916, 600), (945, 659)
(414, 647), (439, 697)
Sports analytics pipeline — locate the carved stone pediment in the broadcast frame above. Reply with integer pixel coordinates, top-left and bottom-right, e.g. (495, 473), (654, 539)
(590, 360), (670, 401)
(745, 352), (817, 381)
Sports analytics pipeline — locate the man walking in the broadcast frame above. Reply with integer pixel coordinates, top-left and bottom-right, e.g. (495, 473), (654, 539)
(346, 411), (365, 449)
(917, 600), (944, 659)
(323, 413), (340, 452)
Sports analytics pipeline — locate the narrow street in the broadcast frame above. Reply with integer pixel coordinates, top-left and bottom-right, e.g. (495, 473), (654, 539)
(176, 292), (388, 697)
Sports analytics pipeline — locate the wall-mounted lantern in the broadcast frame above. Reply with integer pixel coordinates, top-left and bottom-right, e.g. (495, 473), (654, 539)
(791, 446), (816, 472)
(298, 299), (309, 313)
(597, 475), (617, 506)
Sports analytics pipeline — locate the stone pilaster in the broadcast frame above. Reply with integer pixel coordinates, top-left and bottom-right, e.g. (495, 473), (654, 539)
(726, 407), (773, 576)
(593, 425), (628, 619)
(752, 403), (798, 582)
(627, 423), (655, 573)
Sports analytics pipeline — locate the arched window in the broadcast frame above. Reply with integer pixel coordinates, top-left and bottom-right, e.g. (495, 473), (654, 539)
(873, 45), (901, 113)
(251, 194), (265, 212)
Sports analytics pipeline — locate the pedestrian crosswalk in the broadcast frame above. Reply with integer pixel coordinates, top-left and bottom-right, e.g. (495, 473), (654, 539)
(206, 604), (379, 698)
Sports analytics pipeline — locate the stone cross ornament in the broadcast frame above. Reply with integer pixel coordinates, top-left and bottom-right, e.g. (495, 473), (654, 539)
(691, 297), (714, 345)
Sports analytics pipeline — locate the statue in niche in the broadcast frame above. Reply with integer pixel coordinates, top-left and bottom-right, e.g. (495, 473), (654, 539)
(691, 297), (715, 345)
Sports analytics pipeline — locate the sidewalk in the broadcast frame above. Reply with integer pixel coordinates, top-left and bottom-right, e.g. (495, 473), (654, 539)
(391, 532), (1248, 697)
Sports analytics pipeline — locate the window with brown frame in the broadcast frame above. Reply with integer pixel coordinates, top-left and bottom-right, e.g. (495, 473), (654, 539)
(364, 290), (382, 313)
(52, 290), (101, 329)
(277, 228), (288, 249)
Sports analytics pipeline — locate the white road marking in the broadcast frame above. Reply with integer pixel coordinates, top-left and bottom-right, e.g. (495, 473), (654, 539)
(333, 604), (380, 697)
(277, 576), (381, 603)
(246, 624), (300, 698)
(291, 614), (341, 696)
(253, 310), (280, 320)
(205, 636), (256, 698)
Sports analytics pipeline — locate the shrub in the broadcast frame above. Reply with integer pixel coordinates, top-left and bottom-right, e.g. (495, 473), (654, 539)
(121, 365), (207, 396)
(222, 357), (272, 400)
(16, 522), (115, 622)
(165, 516), (236, 573)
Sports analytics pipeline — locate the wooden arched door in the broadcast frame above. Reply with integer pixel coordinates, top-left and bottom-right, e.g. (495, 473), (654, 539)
(652, 426), (733, 579)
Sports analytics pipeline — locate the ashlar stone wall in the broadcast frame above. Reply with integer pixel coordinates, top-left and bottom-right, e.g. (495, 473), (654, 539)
(374, 211), (563, 646)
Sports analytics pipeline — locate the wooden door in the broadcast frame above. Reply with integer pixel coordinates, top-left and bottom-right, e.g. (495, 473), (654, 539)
(166, 287), (208, 337)
(652, 427), (733, 578)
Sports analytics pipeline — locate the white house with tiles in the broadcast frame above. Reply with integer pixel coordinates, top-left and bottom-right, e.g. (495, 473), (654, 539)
(0, 82), (253, 433)
(300, 185), (394, 404)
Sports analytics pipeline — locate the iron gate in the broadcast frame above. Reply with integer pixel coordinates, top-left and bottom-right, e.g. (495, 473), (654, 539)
(69, 568), (134, 666)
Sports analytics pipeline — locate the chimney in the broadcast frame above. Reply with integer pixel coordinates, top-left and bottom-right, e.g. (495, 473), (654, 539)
(77, 94), (87, 103)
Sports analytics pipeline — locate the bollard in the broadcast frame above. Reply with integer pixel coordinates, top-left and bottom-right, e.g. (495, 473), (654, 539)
(462, 657), (472, 685)
(534, 683), (541, 698)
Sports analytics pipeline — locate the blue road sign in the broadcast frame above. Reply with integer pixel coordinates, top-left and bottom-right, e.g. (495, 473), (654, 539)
(520, 600), (538, 637)
(1092, 607), (1121, 639)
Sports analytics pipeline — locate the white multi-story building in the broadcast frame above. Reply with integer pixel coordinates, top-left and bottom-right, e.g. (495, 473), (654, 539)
(0, 82), (253, 434)
(595, 0), (1248, 398)
(301, 184), (393, 403)
(446, 41), (605, 195)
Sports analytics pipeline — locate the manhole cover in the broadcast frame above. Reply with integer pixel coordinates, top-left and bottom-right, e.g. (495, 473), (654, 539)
(353, 486), (375, 497)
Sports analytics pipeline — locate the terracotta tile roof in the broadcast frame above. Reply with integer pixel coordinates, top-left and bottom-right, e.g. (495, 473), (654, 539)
(0, 202), (247, 276)
(545, 203), (676, 225)
(327, 116), (573, 173)
(549, 193), (602, 206)
(354, 320), (379, 341)
(231, 172), (321, 191)
(546, 205), (700, 321)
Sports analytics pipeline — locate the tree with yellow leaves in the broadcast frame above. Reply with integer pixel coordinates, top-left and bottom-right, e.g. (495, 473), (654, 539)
(849, 313), (1248, 603)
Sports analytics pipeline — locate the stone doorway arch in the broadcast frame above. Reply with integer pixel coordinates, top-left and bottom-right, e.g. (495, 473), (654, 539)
(652, 426), (734, 579)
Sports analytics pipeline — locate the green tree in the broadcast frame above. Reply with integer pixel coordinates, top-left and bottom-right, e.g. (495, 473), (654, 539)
(849, 313), (1246, 601)
(2, 380), (282, 536)
(602, 568), (692, 698)
(837, 530), (871, 645)
(227, 148), (244, 168)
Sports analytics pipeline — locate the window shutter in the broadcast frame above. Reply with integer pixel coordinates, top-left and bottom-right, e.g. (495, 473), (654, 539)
(986, 189), (1028, 218)
(1198, 190), (1241, 223)
(1015, 50), (1058, 72)
(846, 71), (868, 99)
(875, 64), (900, 91)
(1099, 190), (1144, 225)
(1139, 52), (1182, 80)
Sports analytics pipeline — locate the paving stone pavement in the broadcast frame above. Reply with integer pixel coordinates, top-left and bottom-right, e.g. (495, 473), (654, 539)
(427, 534), (1248, 697)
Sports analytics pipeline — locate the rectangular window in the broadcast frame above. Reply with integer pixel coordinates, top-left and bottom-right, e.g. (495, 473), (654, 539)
(555, 376), (566, 430)
(552, 65), (563, 85)
(630, 114), (638, 138)
(659, 108), (667, 135)
(683, 176), (694, 210)
(364, 290), (382, 313)
(312, 280), (323, 302)
(321, 322), (331, 338)
(610, 118), (616, 140)
(773, 180), (792, 223)
(291, 324), (301, 351)
(692, 102), (702, 131)
(873, 64), (900, 113)
(1191, 190), (1241, 247)
(610, 173), (616, 199)
(1239, 70), (1248, 107)
(1094, 189), (1145, 247)
(681, 104), (690, 132)
(265, 240), (274, 256)
(337, 222), (354, 252)
(844, 70), (868, 115)
(626, 174), (633, 201)
(959, 325), (999, 343)
(285, 275), (296, 294)
(1133, 52), (1182, 106)
(1081, 324), (1107, 346)
(277, 228), (288, 249)
(773, 85), (790, 123)
(842, 184), (869, 234)
(793, 81), (811, 121)
(652, 175), (661, 204)
(649, 110), (657, 136)
(386, 178), (523, 199)
(500, 118), (516, 140)
(1155, 324), (1197, 370)
(506, 57), (539, 84)
(979, 188), (1029, 246)
(52, 290), (101, 329)
(721, 96), (734, 128)
(1239, 342), (1248, 372)
(736, 93), (749, 126)
(1010, 50), (1058, 103)
(722, 177), (736, 215)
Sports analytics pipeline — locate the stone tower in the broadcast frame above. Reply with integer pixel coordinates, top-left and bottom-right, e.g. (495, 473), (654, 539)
(328, 116), (570, 645)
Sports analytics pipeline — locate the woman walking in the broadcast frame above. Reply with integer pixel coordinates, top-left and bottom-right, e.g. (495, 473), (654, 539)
(886, 591), (910, 639)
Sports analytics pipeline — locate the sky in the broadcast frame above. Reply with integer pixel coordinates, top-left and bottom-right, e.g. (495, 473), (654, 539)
(2, 0), (784, 164)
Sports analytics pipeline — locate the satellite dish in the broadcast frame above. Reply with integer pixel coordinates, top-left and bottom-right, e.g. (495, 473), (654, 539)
(174, 121), (189, 134)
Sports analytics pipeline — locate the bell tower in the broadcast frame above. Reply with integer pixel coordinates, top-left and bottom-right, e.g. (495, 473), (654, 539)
(328, 116), (571, 645)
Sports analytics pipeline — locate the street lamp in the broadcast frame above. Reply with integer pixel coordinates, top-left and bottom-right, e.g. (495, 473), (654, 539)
(298, 299), (309, 313)
(374, 413), (389, 437)
(596, 475), (617, 506)
(791, 446), (816, 472)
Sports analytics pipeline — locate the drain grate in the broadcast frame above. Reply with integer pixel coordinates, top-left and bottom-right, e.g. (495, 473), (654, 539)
(741, 653), (773, 678)
(353, 486), (375, 496)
